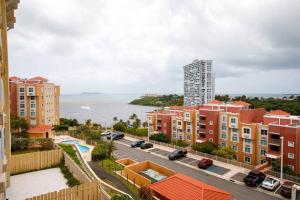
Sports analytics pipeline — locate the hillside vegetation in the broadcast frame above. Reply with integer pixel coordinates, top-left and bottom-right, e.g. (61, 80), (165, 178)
(130, 94), (300, 115)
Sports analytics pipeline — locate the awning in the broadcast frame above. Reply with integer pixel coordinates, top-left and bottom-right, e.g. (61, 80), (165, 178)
(266, 153), (281, 159)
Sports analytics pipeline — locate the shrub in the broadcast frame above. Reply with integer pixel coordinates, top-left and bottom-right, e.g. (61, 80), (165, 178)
(59, 144), (81, 165)
(113, 122), (127, 132)
(191, 142), (218, 154)
(111, 195), (132, 200)
(149, 133), (170, 143)
(212, 147), (236, 159)
(92, 143), (108, 161)
(59, 160), (80, 187)
(38, 138), (55, 150)
(139, 186), (153, 200)
(171, 140), (189, 147)
(11, 136), (29, 151)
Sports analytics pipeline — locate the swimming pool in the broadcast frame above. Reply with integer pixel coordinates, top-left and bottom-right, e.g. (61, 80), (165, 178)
(60, 140), (90, 153)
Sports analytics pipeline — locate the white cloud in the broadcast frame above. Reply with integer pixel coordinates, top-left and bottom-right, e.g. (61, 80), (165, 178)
(8, 0), (300, 94)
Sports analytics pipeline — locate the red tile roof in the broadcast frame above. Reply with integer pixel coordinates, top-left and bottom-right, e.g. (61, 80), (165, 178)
(207, 100), (223, 105)
(28, 124), (52, 133)
(28, 76), (49, 82)
(268, 110), (290, 116)
(149, 173), (231, 200)
(9, 76), (22, 82)
(233, 100), (250, 106)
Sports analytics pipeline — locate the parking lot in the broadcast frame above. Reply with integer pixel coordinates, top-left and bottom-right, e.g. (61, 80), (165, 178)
(149, 148), (230, 175)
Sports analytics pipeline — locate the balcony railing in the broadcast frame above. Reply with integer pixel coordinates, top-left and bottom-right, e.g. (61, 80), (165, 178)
(198, 128), (205, 133)
(269, 139), (280, 146)
(199, 120), (206, 125)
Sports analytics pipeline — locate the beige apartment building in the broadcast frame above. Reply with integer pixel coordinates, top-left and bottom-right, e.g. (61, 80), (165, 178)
(9, 76), (60, 127)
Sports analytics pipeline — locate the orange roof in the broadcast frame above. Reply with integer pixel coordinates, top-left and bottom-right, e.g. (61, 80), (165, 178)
(9, 76), (22, 82)
(28, 124), (52, 133)
(149, 173), (231, 200)
(208, 100), (223, 105)
(233, 100), (250, 106)
(28, 76), (49, 82)
(268, 110), (290, 116)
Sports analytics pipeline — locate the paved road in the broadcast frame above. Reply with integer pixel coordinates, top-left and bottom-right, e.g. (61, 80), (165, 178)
(114, 142), (281, 200)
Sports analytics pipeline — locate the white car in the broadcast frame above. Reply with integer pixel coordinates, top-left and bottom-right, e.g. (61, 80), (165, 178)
(261, 177), (280, 191)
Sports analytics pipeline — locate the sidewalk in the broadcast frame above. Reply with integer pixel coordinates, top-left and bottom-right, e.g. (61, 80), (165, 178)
(123, 135), (250, 180)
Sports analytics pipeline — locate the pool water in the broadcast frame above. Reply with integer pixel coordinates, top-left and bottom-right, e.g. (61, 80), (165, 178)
(60, 140), (90, 153)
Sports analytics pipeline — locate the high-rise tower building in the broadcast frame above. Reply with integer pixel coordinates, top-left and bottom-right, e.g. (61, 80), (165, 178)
(183, 60), (215, 106)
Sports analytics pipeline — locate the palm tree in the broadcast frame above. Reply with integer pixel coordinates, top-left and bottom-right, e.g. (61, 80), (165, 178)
(129, 113), (137, 120)
(85, 119), (92, 127)
(113, 116), (118, 122)
(106, 141), (116, 158)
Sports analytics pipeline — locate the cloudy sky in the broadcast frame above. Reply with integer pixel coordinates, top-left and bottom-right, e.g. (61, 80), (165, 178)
(9, 0), (300, 94)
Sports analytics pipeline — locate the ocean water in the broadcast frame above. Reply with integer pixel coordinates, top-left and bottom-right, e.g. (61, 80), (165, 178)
(60, 93), (157, 127)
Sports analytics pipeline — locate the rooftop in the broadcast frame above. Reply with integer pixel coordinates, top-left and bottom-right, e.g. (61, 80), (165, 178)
(28, 124), (52, 133)
(149, 173), (231, 200)
(267, 109), (290, 116)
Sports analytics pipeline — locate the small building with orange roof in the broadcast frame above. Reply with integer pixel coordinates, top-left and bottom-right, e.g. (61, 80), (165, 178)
(149, 173), (231, 200)
(27, 124), (53, 139)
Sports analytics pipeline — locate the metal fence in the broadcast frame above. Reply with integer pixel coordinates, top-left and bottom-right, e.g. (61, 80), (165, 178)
(267, 170), (300, 184)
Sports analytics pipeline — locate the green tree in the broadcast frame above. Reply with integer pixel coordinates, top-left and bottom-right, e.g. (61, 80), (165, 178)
(142, 121), (148, 128)
(85, 119), (92, 127)
(113, 122), (127, 132)
(106, 141), (116, 158)
(150, 133), (170, 143)
(11, 116), (30, 133)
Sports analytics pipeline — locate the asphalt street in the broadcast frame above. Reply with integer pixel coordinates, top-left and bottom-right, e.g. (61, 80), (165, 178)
(114, 141), (282, 200)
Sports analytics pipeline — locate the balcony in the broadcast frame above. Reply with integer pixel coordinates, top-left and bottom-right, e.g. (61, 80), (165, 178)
(269, 139), (280, 146)
(199, 133), (205, 138)
(198, 128), (205, 134)
(199, 120), (206, 125)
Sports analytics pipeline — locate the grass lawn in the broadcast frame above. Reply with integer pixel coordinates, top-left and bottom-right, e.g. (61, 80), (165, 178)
(11, 148), (41, 155)
(58, 144), (81, 166)
(98, 158), (140, 198)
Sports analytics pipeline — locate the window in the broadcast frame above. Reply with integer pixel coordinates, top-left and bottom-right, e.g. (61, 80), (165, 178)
(244, 146), (251, 153)
(222, 116), (226, 122)
(209, 130), (213, 134)
(187, 135), (191, 140)
(232, 128), (238, 133)
(209, 138), (214, 142)
(243, 128), (250, 134)
(221, 124), (227, 130)
(260, 139), (267, 146)
(31, 111), (36, 117)
(244, 156), (251, 163)
(232, 145), (238, 152)
(288, 153), (294, 159)
(245, 139), (251, 143)
(288, 165), (295, 171)
(20, 111), (25, 117)
(179, 135), (183, 140)
(288, 141), (295, 147)
(30, 96), (35, 100)
(173, 134), (177, 138)
(260, 160), (266, 164)
(261, 129), (267, 136)
(221, 142), (226, 147)
(20, 95), (24, 100)
(185, 113), (190, 118)
(30, 103), (35, 108)
(221, 133), (227, 139)
(177, 121), (181, 126)
(209, 121), (213, 125)
(260, 149), (266, 155)
(19, 88), (25, 92)
(29, 87), (34, 92)
(232, 135), (238, 142)
(230, 118), (236, 124)
(20, 104), (25, 108)
(173, 127), (176, 131)
(187, 128), (191, 133)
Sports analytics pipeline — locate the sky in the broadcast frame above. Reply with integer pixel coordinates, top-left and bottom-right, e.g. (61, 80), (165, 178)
(9, 0), (300, 95)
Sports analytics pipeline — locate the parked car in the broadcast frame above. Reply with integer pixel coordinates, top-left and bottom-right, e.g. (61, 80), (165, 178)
(101, 131), (112, 137)
(107, 132), (124, 140)
(131, 140), (145, 148)
(140, 143), (153, 149)
(243, 170), (266, 187)
(261, 177), (280, 191)
(280, 181), (300, 198)
(168, 149), (187, 160)
(198, 158), (213, 169)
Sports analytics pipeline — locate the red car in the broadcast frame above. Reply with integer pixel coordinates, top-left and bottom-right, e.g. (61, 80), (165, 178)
(198, 159), (213, 169)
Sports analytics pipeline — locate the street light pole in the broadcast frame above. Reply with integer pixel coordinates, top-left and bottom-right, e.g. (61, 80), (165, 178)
(280, 136), (284, 182)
